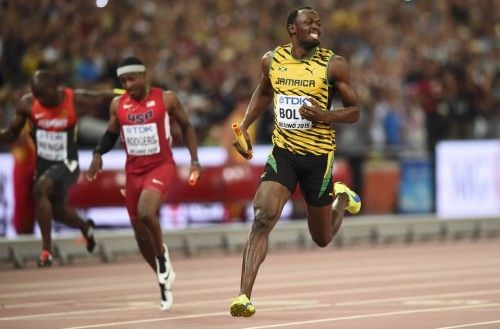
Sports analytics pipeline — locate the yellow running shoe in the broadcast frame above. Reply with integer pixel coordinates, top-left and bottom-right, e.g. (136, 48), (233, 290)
(334, 182), (361, 214)
(230, 294), (255, 317)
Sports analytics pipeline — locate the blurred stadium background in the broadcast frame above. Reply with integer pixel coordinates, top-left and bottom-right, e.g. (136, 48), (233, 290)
(0, 0), (498, 264)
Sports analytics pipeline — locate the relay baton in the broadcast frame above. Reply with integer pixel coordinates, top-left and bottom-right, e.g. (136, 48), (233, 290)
(232, 123), (249, 152)
(188, 171), (199, 186)
(113, 88), (125, 95)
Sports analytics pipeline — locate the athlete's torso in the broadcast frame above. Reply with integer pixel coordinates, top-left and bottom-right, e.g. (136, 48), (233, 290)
(30, 88), (79, 173)
(116, 87), (174, 173)
(269, 44), (336, 155)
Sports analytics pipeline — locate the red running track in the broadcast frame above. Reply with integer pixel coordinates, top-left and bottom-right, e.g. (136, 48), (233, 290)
(1, 239), (500, 329)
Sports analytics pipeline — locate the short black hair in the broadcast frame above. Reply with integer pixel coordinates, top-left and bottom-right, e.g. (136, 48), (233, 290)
(31, 70), (57, 90)
(118, 56), (144, 68)
(287, 6), (313, 27)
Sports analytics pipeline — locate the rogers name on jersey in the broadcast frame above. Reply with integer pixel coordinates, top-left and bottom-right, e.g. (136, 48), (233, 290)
(125, 135), (158, 147)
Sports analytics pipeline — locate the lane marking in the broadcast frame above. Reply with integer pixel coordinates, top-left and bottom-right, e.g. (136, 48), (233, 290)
(61, 303), (332, 329)
(2, 279), (500, 319)
(435, 320), (500, 329)
(2, 265), (500, 299)
(2, 256), (499, 290)
(241, 303), (500, 329)
(0, 300), (326, 321)
(335, 288), (500, 306)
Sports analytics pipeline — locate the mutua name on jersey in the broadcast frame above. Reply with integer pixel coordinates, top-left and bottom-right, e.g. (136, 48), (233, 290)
(127, 110), (153, 123)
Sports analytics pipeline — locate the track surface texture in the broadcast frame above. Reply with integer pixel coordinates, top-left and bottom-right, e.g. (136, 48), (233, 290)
(1, 239), (499, 329)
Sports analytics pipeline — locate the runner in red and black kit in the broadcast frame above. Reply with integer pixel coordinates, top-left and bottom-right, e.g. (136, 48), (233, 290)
(0, 70), (115, 267)
(88, 57), (201, 311)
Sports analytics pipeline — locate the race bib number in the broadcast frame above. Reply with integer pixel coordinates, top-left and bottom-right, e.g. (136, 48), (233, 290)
(275, 94), (312, 129)
(122, 123), (160, 156)
(36, 130), (67, 161)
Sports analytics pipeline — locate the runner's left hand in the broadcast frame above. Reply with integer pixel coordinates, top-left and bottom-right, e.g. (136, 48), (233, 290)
(188, 161), (202, 185)
(299, 98), (323, 121)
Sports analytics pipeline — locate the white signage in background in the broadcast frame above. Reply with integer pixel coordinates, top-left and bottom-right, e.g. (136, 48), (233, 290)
(0, 156), (14, 237)
(436, 140), (500, 219)
(0, 145), (275, 238)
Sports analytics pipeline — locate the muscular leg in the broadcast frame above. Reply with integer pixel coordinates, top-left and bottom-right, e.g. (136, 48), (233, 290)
(131, 217), (157, 270)
(33, 176), (55, 252)
(306, 194), (349, 247)
(134, 188), (164, 271)
(240, 181), (291, 298)
(52, 203), (90, 234)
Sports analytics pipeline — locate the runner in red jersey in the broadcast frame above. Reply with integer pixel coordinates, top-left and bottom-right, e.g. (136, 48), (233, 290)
(0, 70), (115, 267)
(88, 57), (201, 311)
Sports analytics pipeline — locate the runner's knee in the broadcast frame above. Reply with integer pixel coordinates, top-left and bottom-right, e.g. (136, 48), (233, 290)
(33, 178), (51, 200)
(311, 233), (333, 248)
(252, 207), (278, 232)
(132, 224), (149, 244)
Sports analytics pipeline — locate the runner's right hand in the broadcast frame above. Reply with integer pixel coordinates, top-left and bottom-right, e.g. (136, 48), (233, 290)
(87, 153), (103, 181)
(232, 128), (253, 160)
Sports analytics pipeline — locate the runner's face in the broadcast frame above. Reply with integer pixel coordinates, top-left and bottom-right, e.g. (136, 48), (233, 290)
(294, 9), (321, 49)
(119, 72), (146, 100)
(33, 85), (60, 108)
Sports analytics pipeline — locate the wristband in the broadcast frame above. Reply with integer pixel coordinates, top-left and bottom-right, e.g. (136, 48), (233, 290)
(93, 130), (119, 155)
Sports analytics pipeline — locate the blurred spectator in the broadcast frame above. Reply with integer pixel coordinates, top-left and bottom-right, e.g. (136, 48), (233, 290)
(0, 0), (497, 155)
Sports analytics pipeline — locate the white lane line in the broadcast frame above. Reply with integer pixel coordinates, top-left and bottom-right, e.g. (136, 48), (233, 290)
(2, 257), (498, 290)
(0, 304), (155, 321)
(61, 303), (332, 329)
(435, 320), (500, 329)
(335, 288), (500, 306)
(241, 303), (500, 329)
(2, 277), (500, 319)
(0, 299), (325, 321)
(3, 264), (500, 299)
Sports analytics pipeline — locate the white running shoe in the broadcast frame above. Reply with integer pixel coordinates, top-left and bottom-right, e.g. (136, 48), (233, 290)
(157, 244), (176, 311)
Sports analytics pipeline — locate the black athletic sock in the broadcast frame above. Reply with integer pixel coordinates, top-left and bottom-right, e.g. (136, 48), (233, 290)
(157, 255), (166, 273)
(159, 283), (166, 300)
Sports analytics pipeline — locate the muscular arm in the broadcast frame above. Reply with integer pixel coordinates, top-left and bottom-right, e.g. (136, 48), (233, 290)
(104, 97), (121, 134)
(91, 97), (120, 155)
(0, 94), (32, 143)
(324, 55), (360, 123)
(87, 97), (120, 180)
(301, 55), (360, 124)
(164, 91), (199, 163)
(73, 89), (117, 117)
(240, 51), (274, 130)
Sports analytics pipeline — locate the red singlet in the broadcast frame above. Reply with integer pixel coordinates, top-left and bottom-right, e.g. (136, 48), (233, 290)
(116, 87), (175, 174)
(116, 87), (176, 219)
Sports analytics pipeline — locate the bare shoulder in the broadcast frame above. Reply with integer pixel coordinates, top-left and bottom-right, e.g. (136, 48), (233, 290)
(109, 96), (120, 113)
(330, 55), (349, 71)
(109, 95), (121, 107)
(162, 89), (178, 102)
(261, 51), (273, 71)
(162, 90), (182, 109)
(328, 55), (350, 82)
(18, 93), (33, 115)
(256, 51), (273, 78)
(262, 50), (273, 61)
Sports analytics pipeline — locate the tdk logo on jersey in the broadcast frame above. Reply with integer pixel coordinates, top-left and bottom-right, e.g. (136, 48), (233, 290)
(127, 111), (153, 123)
(279, 96), (308, 105)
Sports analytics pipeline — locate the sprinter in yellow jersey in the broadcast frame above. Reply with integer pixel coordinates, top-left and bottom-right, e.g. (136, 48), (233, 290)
(230, 6), (362, 317)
